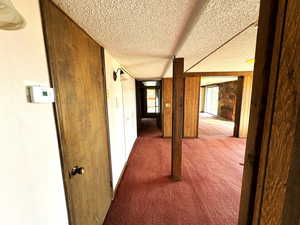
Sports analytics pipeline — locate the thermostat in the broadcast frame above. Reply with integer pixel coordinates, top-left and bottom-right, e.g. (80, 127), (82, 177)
(28, 85), (55, 103)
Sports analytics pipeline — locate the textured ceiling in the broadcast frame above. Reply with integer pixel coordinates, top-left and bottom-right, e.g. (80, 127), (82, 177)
(51, 0), (260, 79)
(188, 27), (257, 73)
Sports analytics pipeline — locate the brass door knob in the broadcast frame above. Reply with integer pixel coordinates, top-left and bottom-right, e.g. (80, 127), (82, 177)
(71, 166), (85, 176)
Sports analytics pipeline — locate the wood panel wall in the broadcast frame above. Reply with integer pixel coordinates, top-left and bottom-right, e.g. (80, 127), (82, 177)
(162, 78), (173, 137)
(234, 77), (244, 137)
(239, 0), (300, 224)
(239, 75), (253, 137)
(162, 77), (200, 138)
(184, 77), (200, 137)
(254, 0), (300, 224)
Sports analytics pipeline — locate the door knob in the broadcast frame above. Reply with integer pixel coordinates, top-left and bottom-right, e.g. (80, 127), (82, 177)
(71, 166), (85, 176)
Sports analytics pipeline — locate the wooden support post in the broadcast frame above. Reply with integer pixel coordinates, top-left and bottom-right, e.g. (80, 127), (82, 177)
(171, 58), (184, 181)
(233, 76), (244, 137)
(238, 0), (300, 224)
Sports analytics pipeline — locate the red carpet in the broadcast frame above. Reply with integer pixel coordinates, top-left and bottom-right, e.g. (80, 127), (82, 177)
(139, 118), (162, 137)
(104, 118), (246, 225)
(199, 113), (235, 137)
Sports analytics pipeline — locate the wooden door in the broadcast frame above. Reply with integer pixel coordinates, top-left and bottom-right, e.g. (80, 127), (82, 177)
(40, 1), (112, 225)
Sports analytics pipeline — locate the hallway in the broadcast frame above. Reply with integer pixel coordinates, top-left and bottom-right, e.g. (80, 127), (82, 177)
(104, 119), (246, 225)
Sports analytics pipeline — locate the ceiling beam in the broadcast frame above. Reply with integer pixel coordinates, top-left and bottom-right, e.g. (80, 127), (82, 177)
(184, 71), (253, 77)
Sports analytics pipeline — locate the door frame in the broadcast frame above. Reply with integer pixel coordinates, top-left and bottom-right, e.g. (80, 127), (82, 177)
(195, 75), (246, 137)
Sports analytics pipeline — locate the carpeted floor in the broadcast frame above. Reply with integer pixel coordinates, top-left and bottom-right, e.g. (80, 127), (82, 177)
(199, 113), (235, 137)
(103, 118), (246, 225)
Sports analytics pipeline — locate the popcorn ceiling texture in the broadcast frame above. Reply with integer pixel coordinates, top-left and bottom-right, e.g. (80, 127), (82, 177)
(187, 28), (257, 73)
(51, 0), (260, 79)
(179, 0), (260, 72)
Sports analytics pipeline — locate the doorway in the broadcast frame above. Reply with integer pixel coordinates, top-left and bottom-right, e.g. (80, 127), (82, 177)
(204, 86), (219, 115)
(136, 80), (162, 137)
(199, 76), (243, 138)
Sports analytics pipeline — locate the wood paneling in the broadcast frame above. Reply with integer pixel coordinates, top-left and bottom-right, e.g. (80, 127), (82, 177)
(172, 58), (184, 181)
(239, 75), (253, 138)
(239, 0), (300, 224)
(184, 77), (200, 137)
(163, 77), (200, 138)
(184, 71), (253, 77)
(135, 81), (142, 135)
(40, 1), (112, 225)
(258, 0), (300, 224)
(238, 0), (285, 221)
(162, 78), (173, 137)
(233, 77), (244, 137)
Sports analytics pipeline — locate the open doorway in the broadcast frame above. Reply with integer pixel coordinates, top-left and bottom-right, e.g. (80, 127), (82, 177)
(136, 80), (162, 137)
(199, 76), (241, 138)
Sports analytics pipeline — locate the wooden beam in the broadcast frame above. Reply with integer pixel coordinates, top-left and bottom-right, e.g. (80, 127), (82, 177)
(255, 0), (300, 224)
(184, 71), (253, 77)
(238, 0), (299, 224)
(233, 76), (244, 137)
(171, 58), (184, 181)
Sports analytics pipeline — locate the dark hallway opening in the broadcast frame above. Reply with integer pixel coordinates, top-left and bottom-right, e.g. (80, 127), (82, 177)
(136, 80), (162, 137)
(139, 118), (162, 137)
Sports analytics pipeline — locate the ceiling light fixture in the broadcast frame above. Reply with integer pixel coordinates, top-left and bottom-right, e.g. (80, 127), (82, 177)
(0, 0), (26, 30)
(246, 59), (255, 64)
(113, 68), (124, 81)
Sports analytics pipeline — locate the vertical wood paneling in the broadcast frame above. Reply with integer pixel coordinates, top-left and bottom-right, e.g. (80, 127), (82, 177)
(40, 1), (112, 225)
(184, 77), (200, 137)
(238, 0), (287, 223)
(259, 0), (300, 223)
(233, 77), (244, 137)
(239, 75), (253, 138)
(239, 0), (300, 224)
(162, 78), (173, 137)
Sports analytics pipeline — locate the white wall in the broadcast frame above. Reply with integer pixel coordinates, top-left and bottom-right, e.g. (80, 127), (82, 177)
(104, 50), (137, 189)
(0, 1), (69, 225)
(121, 74), (137, 160)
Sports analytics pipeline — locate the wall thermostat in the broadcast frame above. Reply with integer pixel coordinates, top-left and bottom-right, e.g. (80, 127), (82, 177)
(28, 85), (55, 103)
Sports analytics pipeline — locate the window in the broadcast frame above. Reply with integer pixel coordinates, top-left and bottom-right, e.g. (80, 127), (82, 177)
(205, 86), (219, 115)
(146, 88), (160, 113)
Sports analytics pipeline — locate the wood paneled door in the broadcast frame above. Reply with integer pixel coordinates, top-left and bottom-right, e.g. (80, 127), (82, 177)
(40, 1), (112, 225)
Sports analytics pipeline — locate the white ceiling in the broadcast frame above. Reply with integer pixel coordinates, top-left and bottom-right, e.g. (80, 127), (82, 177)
(201, 76), (238, 86)
(187, 27), (257, 73)
(51, 0), (260, 79)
